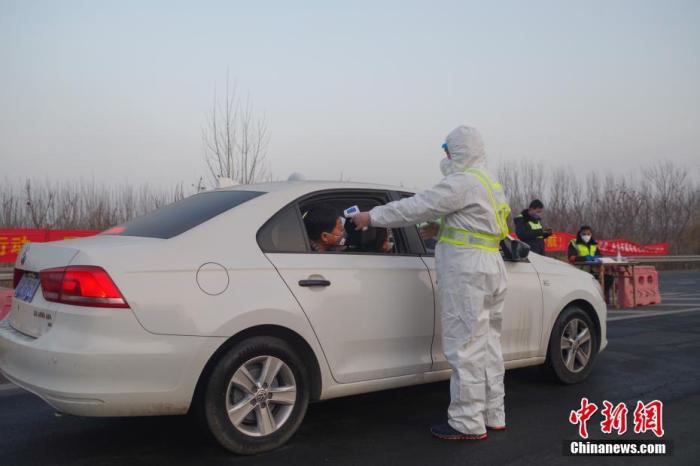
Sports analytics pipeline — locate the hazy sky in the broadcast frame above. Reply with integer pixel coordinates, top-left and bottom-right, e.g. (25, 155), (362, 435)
(2, 0), (699, 191)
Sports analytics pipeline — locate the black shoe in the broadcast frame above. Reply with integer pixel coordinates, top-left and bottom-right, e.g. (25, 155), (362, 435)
(430, 423), (487, 441)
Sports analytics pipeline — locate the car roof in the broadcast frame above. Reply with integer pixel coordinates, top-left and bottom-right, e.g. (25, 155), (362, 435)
(217, 180), (415, 195)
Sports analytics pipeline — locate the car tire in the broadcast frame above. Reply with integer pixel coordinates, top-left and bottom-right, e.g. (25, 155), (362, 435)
(543, 305), (598, 384)
(196, 336), (310, 455)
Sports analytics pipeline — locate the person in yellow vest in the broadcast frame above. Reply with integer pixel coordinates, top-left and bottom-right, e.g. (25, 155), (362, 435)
(568, 226), (613, 300)
(351, 126), (510, 440)
(513, 200), (552, 255)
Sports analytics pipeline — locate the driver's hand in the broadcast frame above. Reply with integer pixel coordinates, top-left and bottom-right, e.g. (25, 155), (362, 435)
(420, 223), (440, 240)
(351, 212), (371, 230)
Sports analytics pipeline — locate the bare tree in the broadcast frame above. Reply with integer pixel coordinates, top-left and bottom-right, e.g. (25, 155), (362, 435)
(24, 180), (54, 228)
(642, 161), (698, 250)
(202, 76), (270, 185)
(1, 179), (195, 232)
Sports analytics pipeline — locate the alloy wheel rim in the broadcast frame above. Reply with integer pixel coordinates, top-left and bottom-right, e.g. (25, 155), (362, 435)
(560, 318), (592, 373)
(225, 355), (297, 437)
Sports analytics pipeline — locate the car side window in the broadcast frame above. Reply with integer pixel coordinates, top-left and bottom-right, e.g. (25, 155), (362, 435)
(298, 192), (411, 255)
(257, 205), (308, 253)
(396, 192), (436, 256)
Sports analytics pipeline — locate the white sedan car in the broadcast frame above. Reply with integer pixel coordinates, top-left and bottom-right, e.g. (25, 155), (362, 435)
(0, 181), (606, 454)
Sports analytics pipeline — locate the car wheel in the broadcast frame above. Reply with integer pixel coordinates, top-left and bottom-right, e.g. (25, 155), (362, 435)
(544, 305), (598, 384)
(197, 336), (309, 455)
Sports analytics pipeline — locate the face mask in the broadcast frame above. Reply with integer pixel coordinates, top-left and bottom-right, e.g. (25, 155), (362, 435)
(581, 234), (592, 243)
(530, 213), (541, 221)
(322, 230), (346, 247)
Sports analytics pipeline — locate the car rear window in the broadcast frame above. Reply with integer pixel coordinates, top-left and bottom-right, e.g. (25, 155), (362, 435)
(102, 190), (264, 239)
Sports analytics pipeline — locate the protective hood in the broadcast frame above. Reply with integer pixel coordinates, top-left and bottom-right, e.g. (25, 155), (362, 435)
(440, 126), (487, 176)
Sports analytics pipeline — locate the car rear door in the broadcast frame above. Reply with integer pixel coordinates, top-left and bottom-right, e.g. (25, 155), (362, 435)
(259, 190), (435, 384)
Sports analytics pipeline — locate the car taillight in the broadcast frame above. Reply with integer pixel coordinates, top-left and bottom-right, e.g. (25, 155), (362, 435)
(13, 268), (25, 288)
(39, 266), (129, 308)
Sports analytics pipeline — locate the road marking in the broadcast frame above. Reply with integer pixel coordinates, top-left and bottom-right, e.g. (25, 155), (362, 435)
(610, 303), (698, 312)
(608, 306), (700, 321)
(658, 297), (700, 302)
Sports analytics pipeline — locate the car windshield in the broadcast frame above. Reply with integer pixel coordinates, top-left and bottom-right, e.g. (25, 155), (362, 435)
(102, 190), (264, 239)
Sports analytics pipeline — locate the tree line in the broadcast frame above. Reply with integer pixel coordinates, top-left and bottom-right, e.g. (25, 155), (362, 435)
(498, 160), (698, 253)
(2, 161), (697, 253)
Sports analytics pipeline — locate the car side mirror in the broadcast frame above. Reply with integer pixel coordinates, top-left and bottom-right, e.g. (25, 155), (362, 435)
(512, 239), (530, 260)
(501, 238), (530, 261)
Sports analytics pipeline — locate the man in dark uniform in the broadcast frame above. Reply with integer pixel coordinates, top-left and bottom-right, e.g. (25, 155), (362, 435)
(514, 199), (552, 255)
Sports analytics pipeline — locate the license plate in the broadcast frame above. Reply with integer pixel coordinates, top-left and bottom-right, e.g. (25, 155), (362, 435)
(14, 275), (41, 303)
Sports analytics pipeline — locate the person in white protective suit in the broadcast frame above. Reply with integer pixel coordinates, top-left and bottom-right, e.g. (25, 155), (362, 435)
(351, 126), (511, 440)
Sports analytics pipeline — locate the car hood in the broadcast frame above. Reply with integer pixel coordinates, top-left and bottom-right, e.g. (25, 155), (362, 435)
(528, 253), (586, 277)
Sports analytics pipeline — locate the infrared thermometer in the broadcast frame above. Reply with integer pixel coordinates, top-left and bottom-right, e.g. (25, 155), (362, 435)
(344, 205), (368, 230)
(344, 205), (360, 218)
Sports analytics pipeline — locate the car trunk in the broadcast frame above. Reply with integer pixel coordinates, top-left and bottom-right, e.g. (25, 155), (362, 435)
(10, 236), (157, 338)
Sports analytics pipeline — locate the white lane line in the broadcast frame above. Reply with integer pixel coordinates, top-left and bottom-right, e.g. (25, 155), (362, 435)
(608, 307), (700, 322)
(610, 304), (695, 312)
(658, 297), (700, 302)
(633, 303), (700, 308)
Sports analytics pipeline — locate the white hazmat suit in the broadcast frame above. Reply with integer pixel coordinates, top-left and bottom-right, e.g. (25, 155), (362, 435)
(368, 126), (509, 435)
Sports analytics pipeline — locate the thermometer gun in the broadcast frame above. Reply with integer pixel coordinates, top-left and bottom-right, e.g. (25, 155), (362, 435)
(344, 205), (368, 230)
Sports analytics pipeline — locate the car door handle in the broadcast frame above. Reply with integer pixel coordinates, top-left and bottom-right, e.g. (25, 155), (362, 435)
(298, 279), (331, 287)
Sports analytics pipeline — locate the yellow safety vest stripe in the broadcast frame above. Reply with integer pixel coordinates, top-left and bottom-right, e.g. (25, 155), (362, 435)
(570, 240), (597, 257)
(438, 168), (511, 251)
(464, 168), (511, 239)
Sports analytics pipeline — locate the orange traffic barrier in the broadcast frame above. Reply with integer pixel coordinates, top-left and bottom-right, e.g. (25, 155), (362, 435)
(614, 266), (661, 307)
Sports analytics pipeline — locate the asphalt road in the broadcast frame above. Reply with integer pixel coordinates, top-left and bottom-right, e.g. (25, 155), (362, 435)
(1, 270), (698, 465)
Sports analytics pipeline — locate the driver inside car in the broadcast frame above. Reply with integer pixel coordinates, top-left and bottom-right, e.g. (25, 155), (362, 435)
(304, 205), (395, 253)
(304, 206), (347, 252)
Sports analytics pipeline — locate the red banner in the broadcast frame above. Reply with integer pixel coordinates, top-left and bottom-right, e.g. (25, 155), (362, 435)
(544, 232), (576, 252)
(597, 239), (669, 256)
(543, 232), (669, 256)
(0, 228), (99, 263)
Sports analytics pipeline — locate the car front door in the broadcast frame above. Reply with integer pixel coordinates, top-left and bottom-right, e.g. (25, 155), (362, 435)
(401, 192), (544, 369)
(421, 254), (543, 370)
(259, 190), (435, 384)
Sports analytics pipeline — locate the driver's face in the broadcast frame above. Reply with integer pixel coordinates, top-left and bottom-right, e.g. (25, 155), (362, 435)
(321, 218), (345, 246)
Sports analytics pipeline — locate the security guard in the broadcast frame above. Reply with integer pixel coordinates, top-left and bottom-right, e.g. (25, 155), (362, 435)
(568, 225), (614, 300)
(514, 199), (552, 255)
(567, 225), (601, 265)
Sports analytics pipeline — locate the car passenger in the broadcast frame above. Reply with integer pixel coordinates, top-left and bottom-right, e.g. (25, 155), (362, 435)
(304, 206), (347, 252)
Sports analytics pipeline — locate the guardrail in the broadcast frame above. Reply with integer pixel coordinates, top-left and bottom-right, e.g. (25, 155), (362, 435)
(626, 255), (700, 263)
(2, 255), (699, 282)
